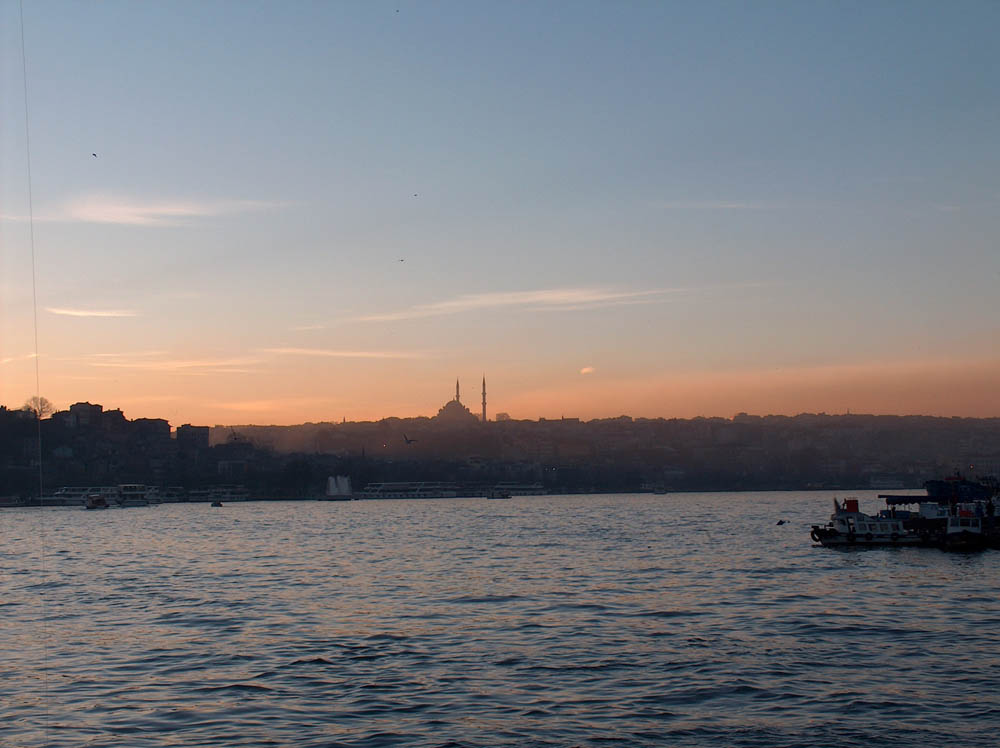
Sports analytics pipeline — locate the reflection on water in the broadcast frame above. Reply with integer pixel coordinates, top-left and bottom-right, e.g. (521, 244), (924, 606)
(3, 492), (1000, 747)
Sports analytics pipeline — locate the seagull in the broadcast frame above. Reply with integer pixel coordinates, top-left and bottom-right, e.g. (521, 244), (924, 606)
(403, 434), (417, 444)
(92, 153), (98, 158)
(399, 258), (405, 262)
(776, 520), (787, 526)
(413, 193), (418, 197)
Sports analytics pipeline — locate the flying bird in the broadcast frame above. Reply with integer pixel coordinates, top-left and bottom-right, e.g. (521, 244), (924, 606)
(776, 520), (787, 526)
(92, 153), (98, 157)
(403, 434), (417, 444)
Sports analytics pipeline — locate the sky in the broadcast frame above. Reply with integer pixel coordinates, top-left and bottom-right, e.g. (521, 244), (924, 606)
(2, 1), (998, 426)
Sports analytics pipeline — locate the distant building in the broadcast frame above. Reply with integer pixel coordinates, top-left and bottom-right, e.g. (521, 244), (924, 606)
(496, 412), (511, 422)
(434, 379), (480, 425)
(102, 409), (127, 432)
(68, 401), (103, 428)
(176, 424), (210, 452)
(132, 418), (171, 446)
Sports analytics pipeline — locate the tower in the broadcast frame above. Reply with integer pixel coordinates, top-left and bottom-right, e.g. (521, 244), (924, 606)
(482, 376), (487, 422)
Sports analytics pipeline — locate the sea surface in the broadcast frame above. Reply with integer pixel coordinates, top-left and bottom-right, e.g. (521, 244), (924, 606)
(3, 491), (1000, 747)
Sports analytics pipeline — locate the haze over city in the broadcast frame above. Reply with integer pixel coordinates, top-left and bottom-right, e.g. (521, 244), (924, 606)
(3, 1), (998, 425)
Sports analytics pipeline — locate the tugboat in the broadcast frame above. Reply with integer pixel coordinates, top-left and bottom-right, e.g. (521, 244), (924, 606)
(810, 498), (921, 547)
(84, 492), (109, 510)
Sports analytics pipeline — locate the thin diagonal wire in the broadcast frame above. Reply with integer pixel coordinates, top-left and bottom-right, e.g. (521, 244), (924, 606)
(19, 0), (50, 741)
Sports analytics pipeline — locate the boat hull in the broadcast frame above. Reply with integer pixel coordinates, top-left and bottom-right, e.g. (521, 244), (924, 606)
(810, 527), (923, 547)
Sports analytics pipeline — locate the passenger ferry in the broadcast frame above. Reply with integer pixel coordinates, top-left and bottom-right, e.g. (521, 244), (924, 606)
(117, 484), (151, 507)
(360, 482), (462, 499)
(39, 486), (90, 506)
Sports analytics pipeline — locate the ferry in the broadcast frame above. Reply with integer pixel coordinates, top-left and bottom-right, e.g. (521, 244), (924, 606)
(360, 482), (461, 499)
(117, 484), (151, 507)
(39, 486), (90, 506)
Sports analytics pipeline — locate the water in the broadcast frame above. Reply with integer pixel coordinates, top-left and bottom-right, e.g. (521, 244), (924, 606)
(3, 491), (999, 747)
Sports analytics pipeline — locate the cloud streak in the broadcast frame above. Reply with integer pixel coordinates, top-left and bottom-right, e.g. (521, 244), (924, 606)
(47, 307), (137, 318)
(1, 353), (38, 365)
(86, 355), (261, 372)
(261, 347), (426, 359)
(358, 287), (681, 323)
(6, 194), (285, 226)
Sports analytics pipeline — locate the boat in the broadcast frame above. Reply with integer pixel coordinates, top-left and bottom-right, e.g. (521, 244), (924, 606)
(489, 482), (546, 496)
(810, 498), (922, 547)
(941, 514), (989, 551)
(487, 488), (512, 499)
(814, 494), (1000, 551)
(84, 492), (109, 510)
(923, 472), (997, 501)
(360, 482), (462, 499)
(117, 484), (150, 507)
(210, 501), (223, 507)
(39, 486), (90, 506)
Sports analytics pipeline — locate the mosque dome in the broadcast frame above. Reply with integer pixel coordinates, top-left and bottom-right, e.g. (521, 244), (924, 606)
(434, 379), (481, 425)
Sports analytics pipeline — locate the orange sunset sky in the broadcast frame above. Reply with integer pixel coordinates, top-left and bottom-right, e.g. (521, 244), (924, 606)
(3, 3), (998, 426)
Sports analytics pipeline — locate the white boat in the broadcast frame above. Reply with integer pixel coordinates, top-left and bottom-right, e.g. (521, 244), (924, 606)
(810, 498), (921, 547)
(39, 486), (90, 506)
(117, 484), (150, 507)
(942, 514), (987, 551)
(360, 482), (461, 499)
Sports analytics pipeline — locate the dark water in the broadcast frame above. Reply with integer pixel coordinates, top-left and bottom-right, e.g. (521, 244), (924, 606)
(3, 491), (999, 747)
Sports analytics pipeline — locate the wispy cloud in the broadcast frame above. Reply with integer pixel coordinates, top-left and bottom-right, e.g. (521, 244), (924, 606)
(88, 350), (168, 358)
(85, 355), (260, 372)
(580, 366), (595, 375)
(47, 307), (137, 318)
(261, 347), (426, 359)
(5, 193), (286, 226)
(359, 287), (683, 323)
(1, 353), (38, 365)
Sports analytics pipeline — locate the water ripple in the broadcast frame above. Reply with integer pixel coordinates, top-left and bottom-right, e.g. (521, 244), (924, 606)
(3, 492), (1000, 747)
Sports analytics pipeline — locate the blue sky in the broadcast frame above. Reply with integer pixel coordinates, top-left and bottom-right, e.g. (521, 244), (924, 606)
(2, 1), (998, 423)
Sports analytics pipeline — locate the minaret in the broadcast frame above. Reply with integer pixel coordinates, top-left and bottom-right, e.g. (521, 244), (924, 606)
(482, 376), (487, 422)
(455, 378), (460, 403)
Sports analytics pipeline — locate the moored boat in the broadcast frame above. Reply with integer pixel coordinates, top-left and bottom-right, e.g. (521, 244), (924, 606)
(84, 492), (109, 510)
(117, 484), (150, 507)
(941, 514), (989, 551)
(814, 493), (1000, 551)
(810, 498), (922, 547)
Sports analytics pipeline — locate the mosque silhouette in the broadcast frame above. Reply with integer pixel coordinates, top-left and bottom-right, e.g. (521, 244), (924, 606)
(435, 378), (487, 424)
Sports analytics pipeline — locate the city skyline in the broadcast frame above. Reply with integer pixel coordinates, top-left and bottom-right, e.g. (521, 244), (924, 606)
(3, 2), (999, 426)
